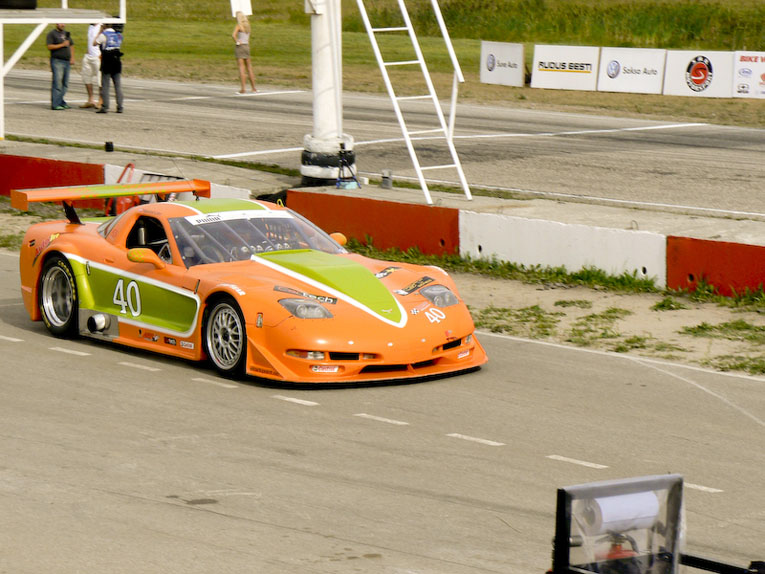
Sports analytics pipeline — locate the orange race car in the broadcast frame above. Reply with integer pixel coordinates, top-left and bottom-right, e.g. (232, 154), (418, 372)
(11, 180), (487, 383)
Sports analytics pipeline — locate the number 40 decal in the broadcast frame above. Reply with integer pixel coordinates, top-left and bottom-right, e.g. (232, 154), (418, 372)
(113, 279), (142, 317)
(425, 308), (446, 323)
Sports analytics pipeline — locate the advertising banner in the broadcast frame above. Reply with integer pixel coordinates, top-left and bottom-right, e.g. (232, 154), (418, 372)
(663, 51), (734, 98)
(531, 45), (600, 91)
(597, 48), (666, 94)
(231, 0), (253, 17)
(479, 41), (525, 87)
(733, 52), (765, 99)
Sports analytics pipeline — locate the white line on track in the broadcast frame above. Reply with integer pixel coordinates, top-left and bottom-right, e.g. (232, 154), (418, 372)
(632, 359), (765, 428)
(354, 413), (410, 426)
(447, 433), (505, 447)
(373, 173), (765, 220)
(118, 361), (161, 372)
(480, 330), (765, 384)
(686, 483), (724, 494)
(546, 454), (609, 469)
(211, 122), (706, 161)
(483, 331), (765, 429)
(50, 346), (91, 356)
(0, 335), (23, 342)
(272, 395), (319, 407)
(356, 122), (707, 147)
(212, 145), (303, 159)
(192, 377), (238, 389)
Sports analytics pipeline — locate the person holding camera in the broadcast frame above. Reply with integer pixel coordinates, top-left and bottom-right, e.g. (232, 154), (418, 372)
(94, 22), (124, 113)
(46, 23), (75, 110)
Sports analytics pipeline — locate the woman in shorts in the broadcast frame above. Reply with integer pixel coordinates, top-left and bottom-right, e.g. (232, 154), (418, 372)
(232, 11), (256, 94)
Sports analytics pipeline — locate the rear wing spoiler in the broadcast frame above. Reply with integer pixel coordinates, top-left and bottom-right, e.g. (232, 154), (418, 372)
(10, 179), (212, 224)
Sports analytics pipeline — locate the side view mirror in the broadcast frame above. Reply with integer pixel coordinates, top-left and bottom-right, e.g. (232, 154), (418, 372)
(330, 232), (347, 247)
(127, 248), (166, 269)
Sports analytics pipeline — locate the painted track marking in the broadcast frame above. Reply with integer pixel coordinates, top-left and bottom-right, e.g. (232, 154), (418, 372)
(119, 361), (161, 372)
(354, 413), (409, 426)
(50, 346), (91, 356)
(686, 483), (724, 493)
(547, 455), (609, 469)
(272, 395), (319, 407)
(192, 377), (238, 389)
(0, 335), (23, 342)
(447, 433), (505, 447)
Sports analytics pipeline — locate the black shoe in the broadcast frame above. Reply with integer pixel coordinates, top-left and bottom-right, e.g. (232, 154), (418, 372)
(96, 108), (107, 114)
(116, 108), (123, 113)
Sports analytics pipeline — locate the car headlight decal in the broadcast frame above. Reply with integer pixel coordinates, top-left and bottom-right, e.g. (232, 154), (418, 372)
(419, 284), (459, 308)
(279, 298), (333, 319)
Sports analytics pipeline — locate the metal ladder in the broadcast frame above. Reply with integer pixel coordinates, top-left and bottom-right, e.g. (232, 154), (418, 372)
(355, 0), (472, 204)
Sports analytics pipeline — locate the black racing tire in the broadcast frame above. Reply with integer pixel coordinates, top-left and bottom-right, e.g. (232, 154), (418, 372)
(204, 298), (247, 377)
(39, 254), (79, 337)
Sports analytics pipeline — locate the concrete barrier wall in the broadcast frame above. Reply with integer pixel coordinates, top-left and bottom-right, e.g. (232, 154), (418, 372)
(286, 190), (460, 255)
(460, 211), (667, 288)
(8, 154), (765, 297)
(1, 155), (103, 198)
(667, 236), (765, 296)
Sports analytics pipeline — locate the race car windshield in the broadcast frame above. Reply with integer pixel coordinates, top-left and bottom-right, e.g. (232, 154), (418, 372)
(168, 211), (346, 268)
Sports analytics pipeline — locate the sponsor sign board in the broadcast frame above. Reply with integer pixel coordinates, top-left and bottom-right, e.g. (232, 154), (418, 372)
(531, 45), (600, 91)
(663, 50), (734, 98)
(231, 0), (253, 17)
(480, 41), (525, 87)
(733, 51), (765, 99)
(597, 48), (666, 94)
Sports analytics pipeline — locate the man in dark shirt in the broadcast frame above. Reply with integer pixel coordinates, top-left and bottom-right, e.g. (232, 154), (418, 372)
(94, 23), (124, 114)
(46, 23), (75, 110)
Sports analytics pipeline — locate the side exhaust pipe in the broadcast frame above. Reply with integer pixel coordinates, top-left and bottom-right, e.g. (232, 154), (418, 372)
(87, 314), (111, 333)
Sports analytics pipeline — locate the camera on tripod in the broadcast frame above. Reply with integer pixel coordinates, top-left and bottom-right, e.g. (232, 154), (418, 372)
(336, 142), (360, 189)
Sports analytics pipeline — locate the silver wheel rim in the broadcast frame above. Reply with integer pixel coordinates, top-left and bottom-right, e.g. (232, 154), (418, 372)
(207, 303), (244, 370)
(41, 265), (73, 327)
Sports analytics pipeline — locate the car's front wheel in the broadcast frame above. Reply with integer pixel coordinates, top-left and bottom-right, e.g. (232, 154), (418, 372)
(204, 298), (247, 377)
(39, 254), (79, 337)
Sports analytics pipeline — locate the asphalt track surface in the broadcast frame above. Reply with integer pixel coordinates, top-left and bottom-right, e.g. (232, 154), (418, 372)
(1, 257), (765, 573)
(4, 70), (765, 216)
(1, 71), (765, 572)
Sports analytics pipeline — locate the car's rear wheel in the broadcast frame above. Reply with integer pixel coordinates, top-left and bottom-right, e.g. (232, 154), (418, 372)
(39, 254), (78, 337)
(205, 299), (247, 377)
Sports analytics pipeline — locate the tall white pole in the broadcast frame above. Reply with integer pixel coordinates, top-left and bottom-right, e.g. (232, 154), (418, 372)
(0, 24), (5, 140)
(300, 0), (355, 185)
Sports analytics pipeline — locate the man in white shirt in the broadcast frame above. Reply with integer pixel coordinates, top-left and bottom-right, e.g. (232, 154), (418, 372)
(79, 23), (101, 108)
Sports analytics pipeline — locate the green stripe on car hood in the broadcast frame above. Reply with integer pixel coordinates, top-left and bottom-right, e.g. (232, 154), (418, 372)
(258, 250), (402, 323)
(176, 198), (267, 214)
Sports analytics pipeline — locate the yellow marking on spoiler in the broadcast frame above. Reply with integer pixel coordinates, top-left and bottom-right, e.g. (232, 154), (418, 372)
(10, 179), (212, 211)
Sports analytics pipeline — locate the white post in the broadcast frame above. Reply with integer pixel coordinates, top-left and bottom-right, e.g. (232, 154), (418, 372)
(0, 24), (4, 140)
(301, 0), (355, 185)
